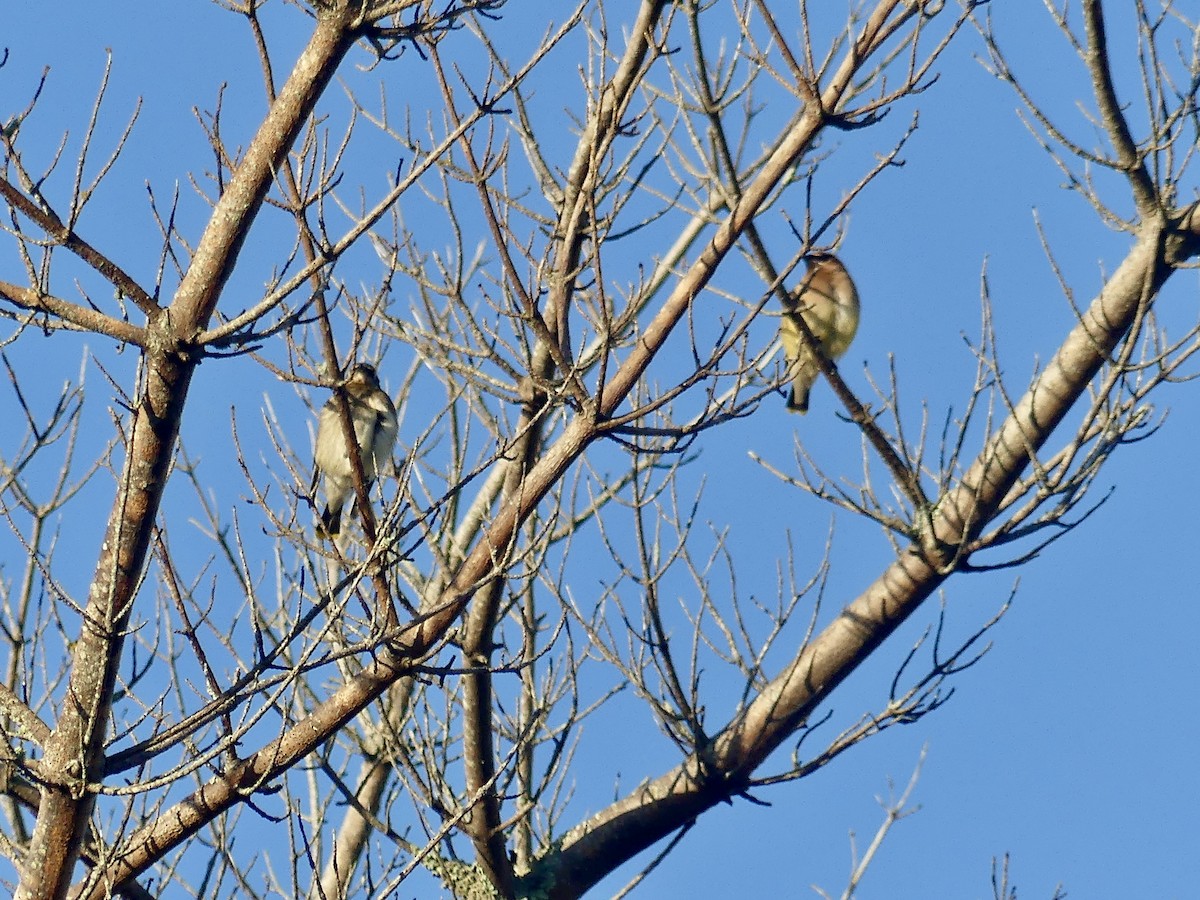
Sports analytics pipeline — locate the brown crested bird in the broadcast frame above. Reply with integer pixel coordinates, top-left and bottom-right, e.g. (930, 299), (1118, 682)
(313, 362), (398, 538)
(780, 252), (860, 413)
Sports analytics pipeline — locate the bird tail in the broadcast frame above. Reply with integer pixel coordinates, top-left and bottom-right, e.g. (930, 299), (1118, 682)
(786, 389), (810, 414)
(316, 503), (343, 540)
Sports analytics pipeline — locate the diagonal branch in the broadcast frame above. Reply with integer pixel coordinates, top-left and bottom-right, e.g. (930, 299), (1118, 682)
(0, 280), (146, 345)
(0, 176), (157, 318)
(540, 221), (1176, 900)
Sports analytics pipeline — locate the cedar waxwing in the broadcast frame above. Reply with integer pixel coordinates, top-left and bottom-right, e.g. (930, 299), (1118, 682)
(780, 252), (860, 413)
(313, 362), (398, 538)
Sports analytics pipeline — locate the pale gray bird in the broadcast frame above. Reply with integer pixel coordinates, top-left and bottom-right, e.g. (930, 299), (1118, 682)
(313, 363), (398, 538)
(780, 252), (860, 413)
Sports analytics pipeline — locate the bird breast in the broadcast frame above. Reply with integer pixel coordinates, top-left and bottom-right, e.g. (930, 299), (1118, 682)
(316, 401), (392, 481)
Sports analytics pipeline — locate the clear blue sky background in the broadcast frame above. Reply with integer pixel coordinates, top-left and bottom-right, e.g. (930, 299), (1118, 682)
(1, 3), (1197, 898)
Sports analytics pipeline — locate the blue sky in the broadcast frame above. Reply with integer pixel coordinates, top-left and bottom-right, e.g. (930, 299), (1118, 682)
(1, 3), (1197, 898)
